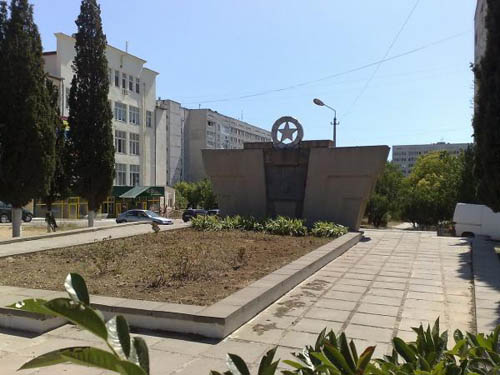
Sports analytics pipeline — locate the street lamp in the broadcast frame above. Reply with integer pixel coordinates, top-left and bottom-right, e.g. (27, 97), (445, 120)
(313, 98), (339, 147)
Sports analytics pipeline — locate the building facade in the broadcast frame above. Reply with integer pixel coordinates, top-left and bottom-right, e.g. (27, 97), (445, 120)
(43, 32), (165, 188)
(475, 0), (487, 65)
(392, 142), (470, 176)
(183, 109), (272, 182)
(155, 99), (189, 186)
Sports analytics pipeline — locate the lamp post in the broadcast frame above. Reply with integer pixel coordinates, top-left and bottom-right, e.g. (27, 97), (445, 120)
(313, 98), (338, 147)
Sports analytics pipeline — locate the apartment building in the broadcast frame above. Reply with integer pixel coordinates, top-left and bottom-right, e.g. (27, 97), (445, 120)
(155, 99), (189, 186)
(183, 109), (272, 182)
(475, 0), (487, 65)
(392, 142), (470, 176)
(43, 32), (165, 188)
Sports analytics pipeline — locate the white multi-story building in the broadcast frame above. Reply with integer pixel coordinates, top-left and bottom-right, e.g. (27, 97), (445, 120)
(43, 32), (164, 188)
(43, 33), (272, 190)
(155, 99), (189, 186)
(392, 142), (471, 176)
(183, 108), (272, 182)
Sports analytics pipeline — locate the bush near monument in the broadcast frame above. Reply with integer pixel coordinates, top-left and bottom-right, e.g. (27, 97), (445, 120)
(191, 215), (348, 238)
(10, 273), (500, 375)
(174, 179), (217, 210)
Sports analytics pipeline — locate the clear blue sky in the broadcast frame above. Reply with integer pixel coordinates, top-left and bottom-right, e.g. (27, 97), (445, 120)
(32, 0), (476, 150)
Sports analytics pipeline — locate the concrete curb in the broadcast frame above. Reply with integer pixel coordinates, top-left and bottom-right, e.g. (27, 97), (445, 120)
(0, 232), (361, 338)
(0, 221), (146, 245)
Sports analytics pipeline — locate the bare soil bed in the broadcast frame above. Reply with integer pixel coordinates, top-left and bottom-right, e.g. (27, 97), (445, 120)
(0, 229), (330, 305)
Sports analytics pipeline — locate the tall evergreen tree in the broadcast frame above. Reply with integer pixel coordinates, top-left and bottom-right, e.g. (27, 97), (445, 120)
(42, 80), (71, 223)
(0, 0), (55, 237)
(68, 0), (114, 227)
(473, 0), (500, 212)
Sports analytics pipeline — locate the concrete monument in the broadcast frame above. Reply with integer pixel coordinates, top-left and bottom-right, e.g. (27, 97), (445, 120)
(202, 116), (389, 230)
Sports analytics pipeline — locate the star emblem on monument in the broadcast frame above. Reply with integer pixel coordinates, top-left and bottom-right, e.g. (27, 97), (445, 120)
(278, 121), (298, 142)
(271, 116), (304, 149)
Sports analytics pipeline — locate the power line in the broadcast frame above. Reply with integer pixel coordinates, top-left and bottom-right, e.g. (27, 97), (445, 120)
(183, 29), (470, 106)
(344, 0), (421, 116)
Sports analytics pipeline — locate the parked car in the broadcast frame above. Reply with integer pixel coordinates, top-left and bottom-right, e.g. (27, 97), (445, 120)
(207, 209), (220, 216)
(116, 209), (173, 225)
(453, 203), (500, 240)
(182, 208), (207, 222)
(0, 201), (33, 223)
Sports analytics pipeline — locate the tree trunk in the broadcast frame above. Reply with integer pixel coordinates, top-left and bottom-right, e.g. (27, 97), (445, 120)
(47, 203), (52, 233)
(88, 210), (95, 227)
(12, 207), (22, 237)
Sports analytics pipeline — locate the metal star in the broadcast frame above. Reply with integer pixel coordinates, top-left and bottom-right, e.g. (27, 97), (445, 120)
(278, 122), (297, 142)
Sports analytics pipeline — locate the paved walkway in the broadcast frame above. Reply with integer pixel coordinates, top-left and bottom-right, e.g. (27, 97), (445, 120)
(0, 230), (489, 374)
(0, 220), (189, 258)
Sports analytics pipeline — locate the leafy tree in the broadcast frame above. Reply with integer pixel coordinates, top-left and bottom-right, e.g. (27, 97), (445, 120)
(401, 151), (461, 227)
(68, 0), (114, 227)
(365, 162), (404, 228)
(174, 179), (217, 209)
(0, 0), (56, 237)
(472, 0), (500, 212)
(42, 81), (72, 220)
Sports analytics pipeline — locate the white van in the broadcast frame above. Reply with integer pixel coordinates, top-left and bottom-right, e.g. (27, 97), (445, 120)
(453, 203), (500, 240)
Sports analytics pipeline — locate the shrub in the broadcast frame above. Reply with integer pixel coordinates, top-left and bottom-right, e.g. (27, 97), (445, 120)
(264, 216), (308, 236)
(192, 215), (346, 238)
(191, 215), (222, 231)
(311, 221), (348, 238)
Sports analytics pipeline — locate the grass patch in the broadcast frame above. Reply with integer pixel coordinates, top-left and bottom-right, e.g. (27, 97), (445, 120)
(0, 229), (331, 305)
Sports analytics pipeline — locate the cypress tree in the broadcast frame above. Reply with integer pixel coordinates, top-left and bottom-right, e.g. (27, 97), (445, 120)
(473, 0), (500, 212)
(0, 0), (56, 237)
(68, 0), (114, 227)
(42, 80), (71, 228)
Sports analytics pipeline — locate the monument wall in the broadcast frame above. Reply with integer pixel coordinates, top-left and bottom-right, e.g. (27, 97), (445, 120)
(202, 117), (389, 231)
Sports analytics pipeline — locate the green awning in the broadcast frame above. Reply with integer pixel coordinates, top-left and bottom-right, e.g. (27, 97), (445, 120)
(118, 186), (165, 199)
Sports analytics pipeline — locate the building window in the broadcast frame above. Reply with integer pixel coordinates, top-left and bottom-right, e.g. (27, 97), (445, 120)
(108, 68), (112, 84)
(115, 163), (127, 185)
(115, 130), (127, 154)
(135, 78), (140, 94)
(146, 111), (152, 127)
(130, 165), (140, 186)
(122, 73), (127, 89)
(114, 70), (119, 87)
(129, 75), (134, 91)
(114, 102), (127, 122)
(129, 106), (140, 125)
(129, 133), (139, 155)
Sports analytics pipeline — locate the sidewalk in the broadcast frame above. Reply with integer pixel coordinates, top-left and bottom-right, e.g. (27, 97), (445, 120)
(0, 219), (188, 258)
(0, 229), (481, 374)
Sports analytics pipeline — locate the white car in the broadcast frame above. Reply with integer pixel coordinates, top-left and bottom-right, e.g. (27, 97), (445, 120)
(453, 203), (500, 240)
(116, 210), (173, 225)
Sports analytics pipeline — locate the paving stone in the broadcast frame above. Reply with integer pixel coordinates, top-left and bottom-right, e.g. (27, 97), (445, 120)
(344, 324), (393, 343)
(279, 330), (322, 349)
(331, 284), (367, 293)
(201, 339), (271, 363)
(357, 303), (399, 316)
(151, 338), (214, 356)
(362, 295), (403, 307)
(314, 298), (357, 311)
(367, 288), (405, 298)
(291, 318), (342, 334)
(304, 307), (351, 322)
(323, 290), (363, 302)
(372, 281), (407, 290)
(174, 357), (228, 375)
(408, 284), (444, 294)
(336, 278), (372, 287)
(351, 312), (397, 329)
(407, 291), (445, 302)
(231, 324), (285, 345)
